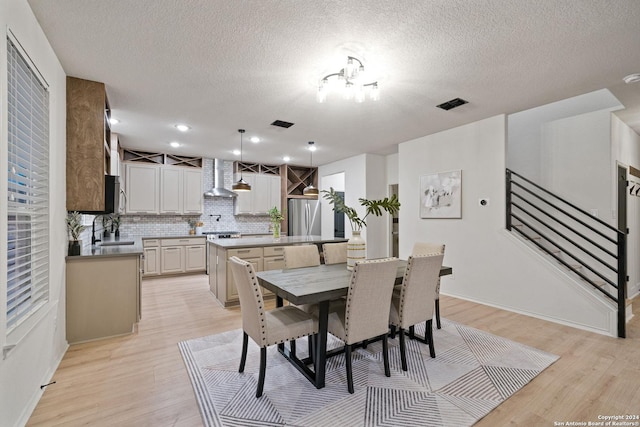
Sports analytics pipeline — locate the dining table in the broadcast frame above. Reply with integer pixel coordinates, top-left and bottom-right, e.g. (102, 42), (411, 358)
(256, 260), (453, 389)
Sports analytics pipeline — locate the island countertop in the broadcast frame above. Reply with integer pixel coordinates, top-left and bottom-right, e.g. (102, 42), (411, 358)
(207, 235), (347, 249)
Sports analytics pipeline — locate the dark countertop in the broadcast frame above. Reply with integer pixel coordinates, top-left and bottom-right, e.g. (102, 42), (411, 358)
(66, 235), (144, 260)
(208, 235), (348, 249)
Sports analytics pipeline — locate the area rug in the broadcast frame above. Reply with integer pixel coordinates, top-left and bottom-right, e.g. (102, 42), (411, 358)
(179, 319), (558, 427)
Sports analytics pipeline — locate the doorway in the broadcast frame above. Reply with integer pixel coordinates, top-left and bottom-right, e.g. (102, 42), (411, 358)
(390, 184), (399, 257)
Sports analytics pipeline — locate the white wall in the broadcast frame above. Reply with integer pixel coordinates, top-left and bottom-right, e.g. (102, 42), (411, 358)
(386, 153), (399, 185)
(319, 153), (390, 258)
(540, 110), (613, 223)
(612, 115), (640, 297)
(0, 1), (68, 426)
(399, 115), (617, 336)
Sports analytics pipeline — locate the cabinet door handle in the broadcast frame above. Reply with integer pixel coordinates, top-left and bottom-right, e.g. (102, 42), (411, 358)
(179, 240), (189, 243)
(273, 248), (283, 252)
(273, 257), (284, 261)
(238, 249), (251, 253)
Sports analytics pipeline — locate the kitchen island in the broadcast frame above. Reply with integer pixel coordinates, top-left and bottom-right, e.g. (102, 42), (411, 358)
(208, 235), (347, 307)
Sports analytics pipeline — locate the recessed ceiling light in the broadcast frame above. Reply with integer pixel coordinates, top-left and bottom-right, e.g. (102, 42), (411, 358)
(233, 149), (241, 156)
(283, 156), (291, 162)
(250, 136), (260, 143)
(110, 118), (119, 125)
(308, 144), (317, 152)
(170, 141), (181, 148)
(175, 124), (190, 132)
(623, 73), (640, 84)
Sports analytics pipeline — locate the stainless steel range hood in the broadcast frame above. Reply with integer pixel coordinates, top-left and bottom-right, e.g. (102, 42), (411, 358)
(204, 159), (237, 198)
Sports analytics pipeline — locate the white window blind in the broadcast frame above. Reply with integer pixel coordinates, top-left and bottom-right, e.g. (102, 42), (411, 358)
(6, 36), (50, 332)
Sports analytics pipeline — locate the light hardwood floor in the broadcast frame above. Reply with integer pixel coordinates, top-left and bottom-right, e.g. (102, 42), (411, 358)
(28, 274), (640, 426)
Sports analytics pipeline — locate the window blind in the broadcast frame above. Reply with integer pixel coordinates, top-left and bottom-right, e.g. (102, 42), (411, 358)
(6, 36), (50, 332)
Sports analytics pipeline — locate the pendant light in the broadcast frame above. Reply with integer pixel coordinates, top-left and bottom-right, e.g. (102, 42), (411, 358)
(232, 129), (251, 192)
(303, 141), (319, 196)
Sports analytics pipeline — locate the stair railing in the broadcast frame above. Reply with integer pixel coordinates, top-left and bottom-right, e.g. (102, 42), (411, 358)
(506, 169), (627, 338)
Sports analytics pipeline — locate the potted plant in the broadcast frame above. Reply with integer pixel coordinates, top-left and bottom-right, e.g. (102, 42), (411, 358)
(187, 218), (197, 235)
(66, 211), (86, 256)
(268, 206), (285, 239)
(102, 214), (112, 238)
(112, 215), (121, 238)
(322, 188), (400, 269)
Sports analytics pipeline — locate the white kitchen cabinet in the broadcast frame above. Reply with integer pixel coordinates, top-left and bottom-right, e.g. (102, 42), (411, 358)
(183, 169), (203, 214)
(234, 173), (281, 215)
(160, 167), (182, 214)
(185, 244), (206, 271)
(143, 239), (160, 277)
(160, 245), (185, 274)
(125, 163), (160, 214)
(143, 237), (205, 276)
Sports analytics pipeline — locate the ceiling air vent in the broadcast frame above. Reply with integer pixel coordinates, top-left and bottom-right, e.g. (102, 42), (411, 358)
(271, 120), (295, 128)
(436, 98), (468, 111)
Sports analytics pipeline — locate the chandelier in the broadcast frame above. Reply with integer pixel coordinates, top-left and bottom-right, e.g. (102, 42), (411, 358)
(317, 56), (379, 103)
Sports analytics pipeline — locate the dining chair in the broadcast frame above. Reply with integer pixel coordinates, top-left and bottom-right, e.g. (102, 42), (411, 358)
(325, 257), (400, 393)
(322, 242), (347, 265)
(411, 242), (446, 329)
(283, 244), (321, 269)
(389, 253), (444, 370)
(228, 256), (318, 398)
(282, 244), (321, 357)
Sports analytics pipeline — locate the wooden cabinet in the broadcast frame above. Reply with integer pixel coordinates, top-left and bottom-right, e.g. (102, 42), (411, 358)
(125, 163), (160, 214)
(66, 76), (112, 212)
(66, 254), (141, 344)
(126, 163), (202, 215)
(143, 239), (160, 277)
(234, 173), (281, 215)
(144, 237), (206, 276)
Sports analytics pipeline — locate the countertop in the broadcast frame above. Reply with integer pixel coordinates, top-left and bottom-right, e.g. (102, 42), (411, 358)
(66, 235), (144, 260)
(208, 235), (348, 249)
(66, 234), (210, 260)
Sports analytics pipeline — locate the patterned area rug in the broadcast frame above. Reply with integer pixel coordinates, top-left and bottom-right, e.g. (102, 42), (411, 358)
(179, 319), (558, 427)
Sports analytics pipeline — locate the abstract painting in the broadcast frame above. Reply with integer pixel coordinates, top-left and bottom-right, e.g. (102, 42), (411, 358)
(420, 170), (462, 218)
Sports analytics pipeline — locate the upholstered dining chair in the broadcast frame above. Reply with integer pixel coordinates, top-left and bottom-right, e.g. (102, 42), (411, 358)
(322, 242), (347, 265)
(228, 256), (318, 398)
(283, 244), (321, 269)
(389, 253), (444, 370)
(411, 242), (446, 329)
(282, 244), (321, 357)
(325, 257), (400, 393)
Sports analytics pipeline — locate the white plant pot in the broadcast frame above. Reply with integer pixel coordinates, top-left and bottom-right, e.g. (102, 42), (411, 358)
(347, 230), (366, 270)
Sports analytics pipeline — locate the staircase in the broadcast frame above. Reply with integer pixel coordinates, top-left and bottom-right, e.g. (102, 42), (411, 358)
(506, 169), (629, 338)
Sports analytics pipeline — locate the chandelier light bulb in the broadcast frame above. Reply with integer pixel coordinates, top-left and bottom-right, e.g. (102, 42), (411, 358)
(316, 56), (379, 103)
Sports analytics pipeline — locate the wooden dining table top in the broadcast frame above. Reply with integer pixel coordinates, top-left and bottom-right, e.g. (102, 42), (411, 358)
(256, 261), (453, 305)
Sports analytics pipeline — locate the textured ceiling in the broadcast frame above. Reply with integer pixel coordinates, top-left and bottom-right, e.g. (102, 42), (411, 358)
(27, 0), (640, 166)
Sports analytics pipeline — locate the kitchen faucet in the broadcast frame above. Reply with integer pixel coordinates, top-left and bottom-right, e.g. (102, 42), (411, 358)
(91, 215), (102, 245)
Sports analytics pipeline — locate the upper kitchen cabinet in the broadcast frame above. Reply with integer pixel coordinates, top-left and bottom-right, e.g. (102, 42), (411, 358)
(125, 163), (159, 214)
(66, 76), (112, 212)
(233, 163), (281, 215)
(122, 149), (203, 215)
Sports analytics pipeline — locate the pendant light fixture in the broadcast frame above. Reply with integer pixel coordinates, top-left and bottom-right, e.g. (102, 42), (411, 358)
(303, 141), (319, 196)
(232, 129), (251, 192)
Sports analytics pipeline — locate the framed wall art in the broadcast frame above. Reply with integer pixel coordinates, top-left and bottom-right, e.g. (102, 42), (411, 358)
(420, 170), (462, 218)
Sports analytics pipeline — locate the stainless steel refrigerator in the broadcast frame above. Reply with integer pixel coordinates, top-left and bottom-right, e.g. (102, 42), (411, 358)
(287, 199), (321, 236)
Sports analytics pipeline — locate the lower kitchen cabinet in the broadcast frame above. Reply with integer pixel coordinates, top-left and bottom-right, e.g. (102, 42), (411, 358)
(185, 244), (206, 271)
(143, 239), (160, 276)
(161, 245), (185, 274)
(66, 254), (142, 344)
(143, 237), (206, 276)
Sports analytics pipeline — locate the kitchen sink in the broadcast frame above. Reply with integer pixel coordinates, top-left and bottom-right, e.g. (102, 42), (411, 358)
(99, 240), (135, 246)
